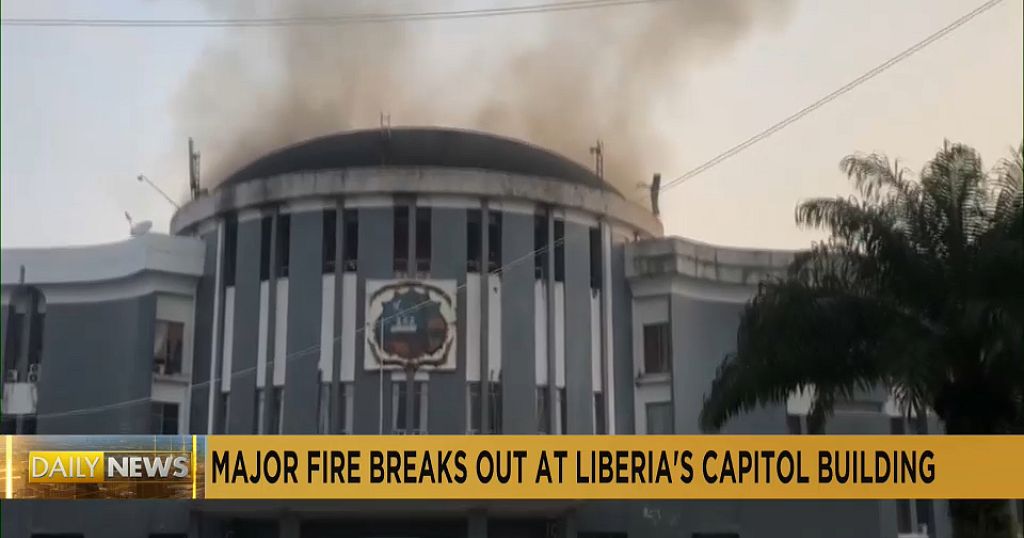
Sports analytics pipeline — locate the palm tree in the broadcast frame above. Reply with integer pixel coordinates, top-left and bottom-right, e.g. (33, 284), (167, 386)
(699, 141), (1023, 538)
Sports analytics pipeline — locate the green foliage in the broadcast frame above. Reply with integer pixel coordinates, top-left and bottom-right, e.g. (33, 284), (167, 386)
(700, 141), (1024, 435)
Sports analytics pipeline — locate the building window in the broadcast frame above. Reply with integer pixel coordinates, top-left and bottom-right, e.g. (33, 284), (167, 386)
(254, 388), (265, 434)
(487, 211), (502, 273)
(467, 209), (482, 272)
(554, 219), (565, 282)
(151, 402), (179, 435)
(467, 382), (482, 434)
(21, 416), (37, 434)
(153, 320), (184, 375)
(393, 205), (410, 273)
(0, 416), (15, 434)
(534, 213), (548, 279)
(269, 387), (284, 434)
(393, 381), (427, 434)
(594, 392), (606, 435)
(223, 217), (237, 287)
(4, 309), (23, 375)
(275, 214), (291, 278)
(557, 387), (567, 434)
(589, 226), (602, 290)
(317, 382), (330, 434)
(416, 207), (432, 272)
(786, 413), (803, 435)
(487, 381), (502, 434)
(536, 387), (550, 434)
(642, 323), (671, 374)
(323, 209), (337, 274)
(216, 392), (229, 434)
(645, 402), (673, 434)
(342, 210), (359, 271)
(259, 215), (272, 281)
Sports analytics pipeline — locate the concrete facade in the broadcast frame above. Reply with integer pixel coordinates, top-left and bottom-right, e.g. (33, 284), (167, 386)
(0, 128), (954, 538)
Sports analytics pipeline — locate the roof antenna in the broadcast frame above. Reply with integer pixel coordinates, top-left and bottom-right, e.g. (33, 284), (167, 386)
(650, 173), (661, 217)
(188, 137), (201, 200)
(380, 112), (391, 140)
(589, 139), (604, 180)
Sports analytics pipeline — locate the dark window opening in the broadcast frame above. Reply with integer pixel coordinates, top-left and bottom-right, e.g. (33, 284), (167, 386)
(589, 226), (602, 290)
(536, 387), (550, 434)
(223, 217), (238, 287)
(642, 323), (671, 374)
(21, 416), (37, 434)
(217, 392), (229, 434)
(317, 382), (330, 434)
(554, 219), (565, 282)
(253, 388), (265, 434)
(487, 382), (502, 434)
(153, 320), (184, 375)
(322, 209), (337, 274)
(393, 206), (410, 273)
(0, 416), (15, 434)
(28, 309), (44, 366)
(151, 402), (179, 435)
(467, 209), (482, 272)
(416, 207), (432, 273)
(645, 402), (673, 434)
(342, 210), (359, 271)
(338, 382), (353, 434)
(534, 213), (548, 279)
(259, 215), (272, 281)
(786, 413), (803, 435)
(594, 392), (606, 434)
(890, 416), (906, 435)
(4, 310), (23, 374)
(275, 214), (291, 278)
(468, 382), (482, 433)
(394, 381), (426, 434)
(269, 387), (284, 434)
(915, 500), (935, 537)
(487, 211), (502, 273)
(557, 388), (567, 434)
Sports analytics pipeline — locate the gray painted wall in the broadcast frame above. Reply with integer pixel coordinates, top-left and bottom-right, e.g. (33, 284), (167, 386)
(611, 242), (634, 435)
(429, 207), (467, 434)
(563, 222), (593, 434)
(500, 212), (536, 434)
(227, 218), (261, 434)
(283, 210), (324, 434)
(190, 229), (218, 433)
(353, 207), (392, 434)
(36, 295), (155, 434)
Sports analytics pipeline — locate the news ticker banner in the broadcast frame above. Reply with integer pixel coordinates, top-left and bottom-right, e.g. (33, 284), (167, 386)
(3, 435), (1022, 500)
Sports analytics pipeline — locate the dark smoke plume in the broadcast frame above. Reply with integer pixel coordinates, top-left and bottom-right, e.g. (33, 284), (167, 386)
(175, 0), (793, 199)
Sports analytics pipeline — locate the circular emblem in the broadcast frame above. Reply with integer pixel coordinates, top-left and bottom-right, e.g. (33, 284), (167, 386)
(368, 281), (456, 369)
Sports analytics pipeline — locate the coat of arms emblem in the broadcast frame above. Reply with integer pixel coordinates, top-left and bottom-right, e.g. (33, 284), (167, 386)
(366, 280), (457, 370)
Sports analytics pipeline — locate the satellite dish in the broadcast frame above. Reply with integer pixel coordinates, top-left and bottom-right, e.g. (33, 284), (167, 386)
(130, 221), (153, 236)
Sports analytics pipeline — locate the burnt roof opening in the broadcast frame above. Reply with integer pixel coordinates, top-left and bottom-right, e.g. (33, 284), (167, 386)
(217, 127), (619, 194)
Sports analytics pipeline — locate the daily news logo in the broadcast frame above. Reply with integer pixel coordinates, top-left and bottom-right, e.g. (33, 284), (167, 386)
(28, 451), (191, 484)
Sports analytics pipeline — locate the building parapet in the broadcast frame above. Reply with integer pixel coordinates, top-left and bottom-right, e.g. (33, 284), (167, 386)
(1, 233), (205, 287)
(625, 236), (799, 286)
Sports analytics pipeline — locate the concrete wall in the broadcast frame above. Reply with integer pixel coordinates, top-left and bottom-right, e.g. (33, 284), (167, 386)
(35, 295), (156, 434)
(500, 212), (536, 434)
(283, 210), (323, 433)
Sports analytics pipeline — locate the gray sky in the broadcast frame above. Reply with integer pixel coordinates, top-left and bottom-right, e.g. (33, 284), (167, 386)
(2, 0), (1021, 250)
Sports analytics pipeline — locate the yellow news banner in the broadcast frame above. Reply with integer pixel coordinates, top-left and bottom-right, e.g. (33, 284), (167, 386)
(204, 435), (1024, 500)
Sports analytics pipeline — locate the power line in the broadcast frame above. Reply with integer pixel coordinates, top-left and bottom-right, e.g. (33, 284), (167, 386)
(25, 0), (1004, 422)
(661, 0), (1006, 191)
(0, 0), (677, 28)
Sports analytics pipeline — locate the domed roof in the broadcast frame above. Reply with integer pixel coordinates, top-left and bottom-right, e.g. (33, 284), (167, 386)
(219, 127), (618, 193)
